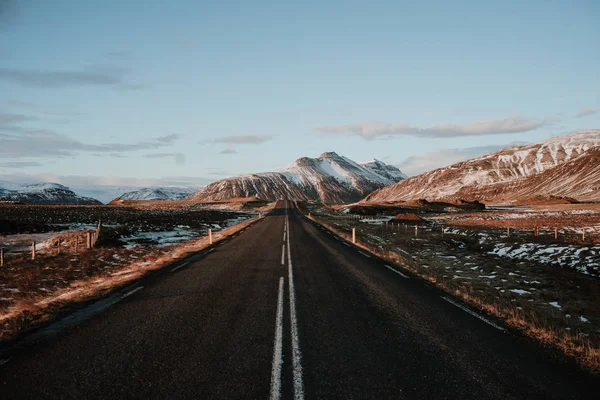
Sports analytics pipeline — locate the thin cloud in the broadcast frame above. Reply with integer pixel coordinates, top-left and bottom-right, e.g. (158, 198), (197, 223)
(315, 115), (546, 139)
(220, 148), (237, 154)
(212, 134), (273, 144)
(576, 109), (600, 118)
(0, 129), (182, 158)
(0, 161), (43, 168)
(0, 66), (144, 90)
(143, 152), (186, 165)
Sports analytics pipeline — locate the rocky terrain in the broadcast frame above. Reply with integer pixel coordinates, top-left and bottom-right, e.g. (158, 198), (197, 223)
(0, 183), (102, 205)
(189, 152), (405, 203)
(365, 130), (600, 204)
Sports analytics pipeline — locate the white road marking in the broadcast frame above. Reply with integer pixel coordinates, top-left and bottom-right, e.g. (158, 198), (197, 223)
(269, 277), (285, 400)
(283, 231), (286, 242)
(358, 251), (372, 258)
(441, 296), (506, 332)
(343, 242), (351, 247)
(281, 244), (286, 265)
(171, 261), (190, 272)
(286, 213), (305, 400)
(384, 265), (410, 279)
(120, 286), (143, 300)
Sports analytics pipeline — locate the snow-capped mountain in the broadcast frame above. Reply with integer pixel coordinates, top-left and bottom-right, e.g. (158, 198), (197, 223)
(0, 182), (102, 205)
(114, 187), (198, 201)
(365, 130), (600, 203)
(188, 152), (405, 203)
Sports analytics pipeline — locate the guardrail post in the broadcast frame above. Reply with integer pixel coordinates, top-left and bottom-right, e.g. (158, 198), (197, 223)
(209, 228), (213, 244)
(352, 227), (356, 244)
(32, 241), (36, 260)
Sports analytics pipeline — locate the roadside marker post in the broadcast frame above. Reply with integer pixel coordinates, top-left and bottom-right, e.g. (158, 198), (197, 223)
(555, 228), (558, 240)
(352, 228), (356, 244)
(415, 225), (418, 238)
(31, 241), (36, 260)
(507, 226), (510, 236)
(0, 248), (4, 267)
(209, 228), (213, 244)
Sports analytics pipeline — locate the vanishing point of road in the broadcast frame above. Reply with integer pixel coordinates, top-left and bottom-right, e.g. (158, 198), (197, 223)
(0, 200), (598, 399)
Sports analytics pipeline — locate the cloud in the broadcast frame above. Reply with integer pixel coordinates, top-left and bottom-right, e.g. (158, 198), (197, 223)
(397, 143), (526, 176)
(220, 148), (237, 154)
(0, 129), (182, 158)
(0, 112), (36, 127)
(143, 152), (186, 165)
(0, 161), (43, 168)
(576, 109), (600, 118)
(0, 66), (144, 90)
(315, 115), (546, 139)
(212, 134), (273, 144)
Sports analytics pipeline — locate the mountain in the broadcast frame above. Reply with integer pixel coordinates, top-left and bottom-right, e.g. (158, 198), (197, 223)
(113, 187), (198, 201)
(0, 183), (102, 205)
(364, 130), (600, 204)
(188, 152), (405, 204)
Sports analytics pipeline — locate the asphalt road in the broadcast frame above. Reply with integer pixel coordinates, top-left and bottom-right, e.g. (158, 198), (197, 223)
(0, 200), (598, 399)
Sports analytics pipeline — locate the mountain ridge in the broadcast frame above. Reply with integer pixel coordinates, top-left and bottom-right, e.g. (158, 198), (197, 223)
(365, 130), (600, 204)
(189, 152), (405, 203)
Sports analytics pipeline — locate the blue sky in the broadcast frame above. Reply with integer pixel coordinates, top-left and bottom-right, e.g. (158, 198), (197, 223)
(0, 0), (599, 191)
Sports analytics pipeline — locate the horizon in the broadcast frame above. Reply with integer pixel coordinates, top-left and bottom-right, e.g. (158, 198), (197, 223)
(1, 1), (599, 192)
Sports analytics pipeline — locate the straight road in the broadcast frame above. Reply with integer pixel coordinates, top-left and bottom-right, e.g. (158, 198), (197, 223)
(0, 200), (598, 399)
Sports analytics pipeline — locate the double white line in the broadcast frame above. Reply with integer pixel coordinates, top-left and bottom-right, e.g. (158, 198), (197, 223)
(271, 203), (305, 400)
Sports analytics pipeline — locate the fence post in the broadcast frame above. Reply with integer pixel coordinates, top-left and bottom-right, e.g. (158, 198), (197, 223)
(209, 228), (213, 244)
(352, 227), (356, 244)
(32, 241), (36, 260)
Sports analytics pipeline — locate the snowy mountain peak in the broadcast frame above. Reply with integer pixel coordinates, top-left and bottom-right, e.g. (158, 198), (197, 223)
(0, 182), (101, 205)
(190, 152), (404, 204)
(114, 187), (198, 201)
(365, 129), (600, 203)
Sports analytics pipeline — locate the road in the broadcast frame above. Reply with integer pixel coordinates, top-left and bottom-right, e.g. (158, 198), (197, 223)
(0, 200), (598, 399)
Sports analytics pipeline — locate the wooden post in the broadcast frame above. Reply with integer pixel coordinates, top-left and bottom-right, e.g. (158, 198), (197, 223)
(0, 248), (4, 267)
(582, 230), (585, 241)
(554, 228), (558, 240)
(209, 228), (213, 244)
(352, 227), (356, 244)
(32, 241), (36, 260)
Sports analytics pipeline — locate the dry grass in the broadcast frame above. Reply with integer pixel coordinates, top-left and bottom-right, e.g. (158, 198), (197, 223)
(306, 212), (600, 374)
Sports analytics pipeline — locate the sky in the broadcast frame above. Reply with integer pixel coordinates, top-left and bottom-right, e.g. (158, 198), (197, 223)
(0, 0), (599, 195)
